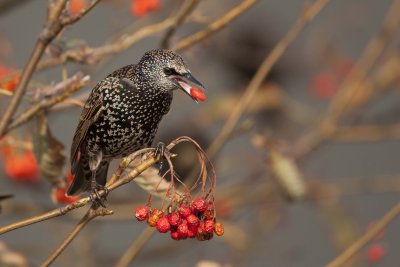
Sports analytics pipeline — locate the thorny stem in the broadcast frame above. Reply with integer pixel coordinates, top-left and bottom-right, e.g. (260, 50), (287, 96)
(0, 0), (100, 138)
(41, 207), (113, 267)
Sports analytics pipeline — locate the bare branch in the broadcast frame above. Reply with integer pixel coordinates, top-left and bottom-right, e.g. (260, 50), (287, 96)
(0, 0), (98, 137)
(41, 207), (113, 267)
(60, 0), (102, 26)
(160, 0), (202, 49)
(205, 0), (330, 160)
(293, 0), (400, 158)
(326, 201), (400, 267)
(37, 18), (176, 70)
(4, 73), (90, 135)
(172, 0), (257, 51)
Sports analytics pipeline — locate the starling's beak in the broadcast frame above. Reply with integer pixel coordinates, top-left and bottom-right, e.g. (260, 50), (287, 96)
(171, 73), (206, 102)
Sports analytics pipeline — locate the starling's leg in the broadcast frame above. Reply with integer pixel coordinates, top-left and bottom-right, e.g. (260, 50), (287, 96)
(88, 152), (108, 208)
(154, 142), (171, 174)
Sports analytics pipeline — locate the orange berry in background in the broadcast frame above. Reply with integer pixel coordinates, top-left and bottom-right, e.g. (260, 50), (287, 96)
(4, 150), (39, 183)
(52, 187), (80, 204)
(366, 244), (385, 263)
(68, 0), (88, 14)
(130, 0), (160, 18)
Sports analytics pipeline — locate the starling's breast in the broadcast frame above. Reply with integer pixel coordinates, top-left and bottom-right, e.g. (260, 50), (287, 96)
(86, 85), (173, 158)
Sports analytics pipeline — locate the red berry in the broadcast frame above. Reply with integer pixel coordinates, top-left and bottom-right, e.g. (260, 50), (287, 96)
(135, 206), (149, 221)
(214, 222), (224, 236)
(52, 187), (80, 204)
(186, 214), (200, 227)
(170, 231), (180, 240)
(191, 198), (207, 212)
(202, 219), (215, 233)
(177, 223), (188, 238)
(178, 204), (191, 218)
(187, 226), (198, 238)
(190, 87), (206, 102)
(366, 244), (385, 262)
(167, 212), (181, 226)
(156, 216), (170, 233)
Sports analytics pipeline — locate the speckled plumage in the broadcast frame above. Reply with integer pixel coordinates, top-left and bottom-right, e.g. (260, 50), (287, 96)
(67, 49), (204, 196)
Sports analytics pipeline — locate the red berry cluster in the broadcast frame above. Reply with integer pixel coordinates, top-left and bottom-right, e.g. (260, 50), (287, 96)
(134, 197), (224, 241)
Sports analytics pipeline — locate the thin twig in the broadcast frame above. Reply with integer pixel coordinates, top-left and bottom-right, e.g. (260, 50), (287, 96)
(333, 124), (400, 142)
(0, 142), (176, 235)
(41, 207), (113, 267)
(60, 0), (102, 25)
(114, 228), (156, 267)
(205, 0), (330, 160)
(325, 201), (400, 267)
(4, 73), (90, 135)
(160, 0), (202, 49)
(37, 18), (176, 70)
(0, 0), (100, 137)
(172, 0), (257, 51)
(293, 0), (400, 158)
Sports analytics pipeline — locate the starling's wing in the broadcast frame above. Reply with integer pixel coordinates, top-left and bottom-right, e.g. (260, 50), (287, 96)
(70, 83), (104, 172)
(70, 76), (139, 172)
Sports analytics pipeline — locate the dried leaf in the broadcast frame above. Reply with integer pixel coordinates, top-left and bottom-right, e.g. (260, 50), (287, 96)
(268, 148), (307, 201)
(33, 113), (66, 187)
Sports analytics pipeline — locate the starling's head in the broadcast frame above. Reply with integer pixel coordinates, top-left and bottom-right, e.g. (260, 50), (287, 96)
(138, 49), (206, 102)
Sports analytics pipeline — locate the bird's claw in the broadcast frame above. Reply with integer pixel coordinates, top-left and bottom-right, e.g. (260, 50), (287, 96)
(154, 142), (171, 174)
(89, 184), (109, 208)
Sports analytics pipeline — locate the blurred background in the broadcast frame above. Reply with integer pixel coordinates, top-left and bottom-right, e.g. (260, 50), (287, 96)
(1, 0), (400, 266)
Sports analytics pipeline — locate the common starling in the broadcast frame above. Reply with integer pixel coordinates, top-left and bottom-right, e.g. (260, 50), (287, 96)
(67, 49), (206, 202)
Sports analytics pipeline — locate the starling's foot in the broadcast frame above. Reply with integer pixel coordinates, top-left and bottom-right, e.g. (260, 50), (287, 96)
(154, 142), (171, 174)
(89, 184), (109, 208)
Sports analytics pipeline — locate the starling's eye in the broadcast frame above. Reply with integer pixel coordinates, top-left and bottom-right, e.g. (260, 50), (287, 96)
(164, 68), (176, 76)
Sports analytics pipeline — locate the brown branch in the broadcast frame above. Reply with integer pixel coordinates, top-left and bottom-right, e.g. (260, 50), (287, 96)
(4, 73), (90, 135)
(37, 18), (176, 70)
(326, 201), (400, 267)
(172, 0), (257, 51)
(293, 0), (400, 158)
(205, 0), (330, 160)
(333, 124), (400, 142)
(0, 0), (100, 138)
(0, 199), (89, 235)
(60, 0), (102, 25)
(160, 0), (201, 49)
(41, 207), (113, 267)
(0, 141), (177, 235)
(114, 228), (156, 267)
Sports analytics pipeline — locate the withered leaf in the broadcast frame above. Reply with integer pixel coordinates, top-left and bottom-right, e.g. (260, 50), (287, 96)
(33, 113), (66, 188)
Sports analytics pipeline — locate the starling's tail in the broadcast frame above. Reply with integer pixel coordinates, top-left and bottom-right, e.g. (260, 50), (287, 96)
(67, 157), (110, 196)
